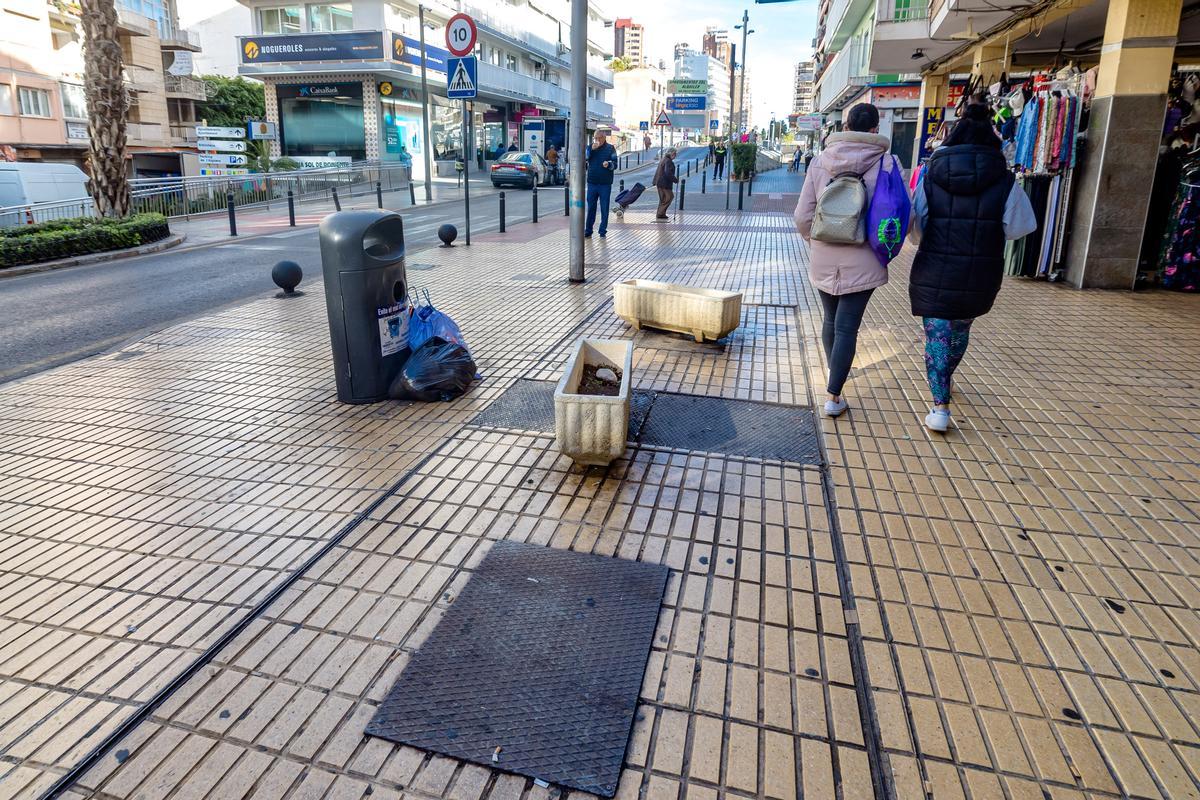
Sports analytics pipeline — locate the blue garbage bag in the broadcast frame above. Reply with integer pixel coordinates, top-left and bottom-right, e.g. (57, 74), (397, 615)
(408, 293), (471, 356)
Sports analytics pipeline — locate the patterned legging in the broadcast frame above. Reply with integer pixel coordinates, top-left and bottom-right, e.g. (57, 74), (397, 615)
(923, 317), (974, 405)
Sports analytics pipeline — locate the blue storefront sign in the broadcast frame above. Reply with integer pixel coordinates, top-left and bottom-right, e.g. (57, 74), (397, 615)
(667, 95), (706, 111)
(239, 32), (385, 64)
(391, 33), (451, 74)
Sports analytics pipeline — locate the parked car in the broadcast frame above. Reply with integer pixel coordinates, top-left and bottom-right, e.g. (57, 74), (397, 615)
(490, 151), (550, 189)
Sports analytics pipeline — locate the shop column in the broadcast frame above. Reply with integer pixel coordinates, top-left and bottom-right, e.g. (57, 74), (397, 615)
(912, 71), (948, 167)
(1065, 0), (1180, 288)
(971, 44), (1009, 86)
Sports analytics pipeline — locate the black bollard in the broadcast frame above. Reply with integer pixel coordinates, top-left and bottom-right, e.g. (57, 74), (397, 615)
(499, 191), (506, 233)
(701, 171), (706, 194)
(409, 181), (417, 206)
(376, 180), (383, 208)
(620, 179), (625, 193)
(686, 161), (691, 177)
(331, 186), (341, 211)
(738, 180), (744, 211)
(287, 190), (295, 226)
(564, 184), (569, 216)
(226, 192), (236, 236)
(679, 178), (686, 211)
(637, 151), (641, 164)
(748, 175), (754, 197)
(532, 184), (538, 222)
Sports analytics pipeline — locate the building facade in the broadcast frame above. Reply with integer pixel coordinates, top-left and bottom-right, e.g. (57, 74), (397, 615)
(732, 65), (750, 133)
(0, 0), (203, 176)
(613, 17), (644, 68)
(793, 59), (814, 114)
(235, 0), (613, 177)
(701, 27), (731, 67)
(610, 64), (665, 146)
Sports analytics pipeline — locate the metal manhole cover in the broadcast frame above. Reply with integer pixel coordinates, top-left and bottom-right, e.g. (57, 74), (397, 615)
(366, 541), (669, 796)
(637, 393), (821, 464)
(469, 379), (655, 439)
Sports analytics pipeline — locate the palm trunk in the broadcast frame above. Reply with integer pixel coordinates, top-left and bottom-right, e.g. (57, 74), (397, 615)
(81, 0), (130, 217)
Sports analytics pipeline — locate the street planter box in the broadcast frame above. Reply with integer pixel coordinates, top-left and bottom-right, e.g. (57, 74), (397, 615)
(554, 339), (633, 466)
(613, 279), (743, 343)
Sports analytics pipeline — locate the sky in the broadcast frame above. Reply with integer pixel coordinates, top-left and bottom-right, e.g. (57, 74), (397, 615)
(606, 0), (819, 129)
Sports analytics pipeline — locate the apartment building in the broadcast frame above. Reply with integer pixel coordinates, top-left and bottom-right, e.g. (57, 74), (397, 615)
(0, 0), (204, 176)
(793, 59), (814, 114)
(234, 0), (613, 177)
(701, 27), (731, 67)
(613, 17), (643, 68)
(673, 48), (728, 134)
(732, 65), (750, 133)
(610, 62), (665, 145)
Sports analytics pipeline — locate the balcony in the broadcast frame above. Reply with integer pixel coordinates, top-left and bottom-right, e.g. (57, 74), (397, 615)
(127, 121), (167, 145)
(116, 6), (154, 36)
(871, 0), (961, 72)
(160, 28), (201, 51)
(169, 123), (198, 147)
(821, 0), (875, 52)
(47, 0), (80, 22)
(122, 68), (159, 95)
(813, 40), (872, 113)
(164, 74), (208, 100)
(478, 60), (569, 109)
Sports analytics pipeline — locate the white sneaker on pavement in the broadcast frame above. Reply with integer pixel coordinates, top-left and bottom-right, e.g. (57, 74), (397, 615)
(823, 397), (848, 417)
(925, 409), (951, 433)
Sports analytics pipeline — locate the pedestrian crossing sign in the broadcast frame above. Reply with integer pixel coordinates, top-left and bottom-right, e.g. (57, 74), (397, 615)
(654, 110), (671, 126)
(447, 55), (477, 99)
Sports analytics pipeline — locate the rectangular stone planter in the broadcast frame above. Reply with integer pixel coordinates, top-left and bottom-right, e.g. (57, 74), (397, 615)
(613, 279), (743, 342)
(554, 339), (633, 466)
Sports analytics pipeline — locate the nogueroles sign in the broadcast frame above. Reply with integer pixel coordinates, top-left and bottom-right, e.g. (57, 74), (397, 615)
(239, 32), (385, 64)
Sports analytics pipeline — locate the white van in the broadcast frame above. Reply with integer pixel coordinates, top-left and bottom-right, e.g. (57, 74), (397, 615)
(0, 162), (92, 227)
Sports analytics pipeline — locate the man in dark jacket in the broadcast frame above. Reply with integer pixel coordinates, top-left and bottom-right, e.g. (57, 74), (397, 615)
(652, 147), (678, 221)
(584, 130), (618, 238)
(713, 142), (727, 180)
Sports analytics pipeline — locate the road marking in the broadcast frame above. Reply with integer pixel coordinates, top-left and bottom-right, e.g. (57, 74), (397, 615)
(267, 229), (315, 239)
(216, 244), (287, 251)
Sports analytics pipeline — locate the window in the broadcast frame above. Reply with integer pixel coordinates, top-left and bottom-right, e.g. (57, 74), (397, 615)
(0, 85), (12, 116)
(307, 3), (352, 31)
(60, 82), (86, 119)
(18, 87), (51, 117)
(505, 54), (517, 71)
(258, 6), (300, 34)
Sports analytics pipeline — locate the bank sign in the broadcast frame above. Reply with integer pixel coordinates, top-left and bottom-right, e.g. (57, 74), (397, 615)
(239, 32), (385, 64)
(391, 33), (451, 74)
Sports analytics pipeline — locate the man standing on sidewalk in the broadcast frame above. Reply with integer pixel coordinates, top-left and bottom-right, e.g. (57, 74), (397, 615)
(585, 130), (618, 238)
(653, 147), (678, 222)
(713, 141), (728, 180)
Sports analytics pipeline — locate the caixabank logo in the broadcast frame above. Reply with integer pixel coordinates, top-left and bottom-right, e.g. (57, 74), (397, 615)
(243, 40), (260, 60)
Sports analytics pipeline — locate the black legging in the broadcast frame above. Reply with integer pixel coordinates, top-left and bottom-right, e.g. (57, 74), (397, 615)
(818, 288), (874, 396)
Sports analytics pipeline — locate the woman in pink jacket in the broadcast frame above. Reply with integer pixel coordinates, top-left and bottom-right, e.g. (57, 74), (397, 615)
(794, 103), (898, 417)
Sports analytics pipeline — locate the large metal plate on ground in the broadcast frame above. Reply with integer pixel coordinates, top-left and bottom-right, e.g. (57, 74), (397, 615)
(366, 541), (669, 796)
(637, 392), (821, 464)
(469, 379), (655, 439)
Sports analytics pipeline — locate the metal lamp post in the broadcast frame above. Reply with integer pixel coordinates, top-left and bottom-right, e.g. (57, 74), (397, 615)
(418, 4), (434, 202)
(568, 0), (586, 282)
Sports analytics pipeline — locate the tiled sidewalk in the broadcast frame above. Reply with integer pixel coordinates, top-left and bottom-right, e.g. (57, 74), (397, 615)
(0, 166), (1198, 800)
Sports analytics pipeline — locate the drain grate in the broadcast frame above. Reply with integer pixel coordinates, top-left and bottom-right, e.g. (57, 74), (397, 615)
(366, 541), (668, 797)
(637, 393), (821, 464)
(469, 379), (655, 439)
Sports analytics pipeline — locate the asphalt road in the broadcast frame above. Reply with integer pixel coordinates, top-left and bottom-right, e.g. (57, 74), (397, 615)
(0, 147), (708, 384)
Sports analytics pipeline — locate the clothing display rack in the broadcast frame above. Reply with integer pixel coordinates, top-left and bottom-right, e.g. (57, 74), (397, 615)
(1147, 69), (1200, 291)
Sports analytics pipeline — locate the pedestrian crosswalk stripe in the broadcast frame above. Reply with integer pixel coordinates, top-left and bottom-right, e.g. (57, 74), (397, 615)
(449, 61), (474, 93)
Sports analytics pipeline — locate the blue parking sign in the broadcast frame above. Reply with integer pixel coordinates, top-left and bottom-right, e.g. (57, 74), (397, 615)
(446, 56), (477, 99)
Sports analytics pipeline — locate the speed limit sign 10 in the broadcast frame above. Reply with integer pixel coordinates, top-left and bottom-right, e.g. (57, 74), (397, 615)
(445, 13), (477, 57)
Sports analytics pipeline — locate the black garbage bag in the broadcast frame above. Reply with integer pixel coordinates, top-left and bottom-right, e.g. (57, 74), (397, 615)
(389, 336), (476, 402)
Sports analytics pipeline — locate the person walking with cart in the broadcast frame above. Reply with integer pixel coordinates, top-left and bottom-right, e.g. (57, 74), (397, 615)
(713, 141), (728, 180)
(653, 147), (678, 222)
(585, 130), (618, 238)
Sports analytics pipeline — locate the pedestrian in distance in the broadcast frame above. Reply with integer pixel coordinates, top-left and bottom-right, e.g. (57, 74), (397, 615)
(643, 133), (652, 151)
(793, 102), (902, 418)
(908, 102), (1037, 433)
(507, 138), (519, 152)
(652, 147), (678, 222)
(713, 141), (727, 180)
(584, 130), (618, 238)
(708, 141), (716, 161)
(790, 148), (803, 173)
(545, 144), (560, 185)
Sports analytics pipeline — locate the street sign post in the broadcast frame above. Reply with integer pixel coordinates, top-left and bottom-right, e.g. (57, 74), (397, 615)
(198, 153), (248, 166)
(668, 79), (708, 95)
(445, 14), (476, 245)
(445, 12), (477, 56)
(639, 121), (649, 131)
(667, 96), (706, 111)
(654, 110), (671, 126)
(710, 118), (719, 130)
(197, 139), (247, 152)
(196, 126), (245, 139)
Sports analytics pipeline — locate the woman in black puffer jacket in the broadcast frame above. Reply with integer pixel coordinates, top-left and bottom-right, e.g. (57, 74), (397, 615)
(909, 103), (1037, 433)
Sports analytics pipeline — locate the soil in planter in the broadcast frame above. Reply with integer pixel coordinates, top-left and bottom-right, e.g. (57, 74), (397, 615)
(575, 364), (622, 396)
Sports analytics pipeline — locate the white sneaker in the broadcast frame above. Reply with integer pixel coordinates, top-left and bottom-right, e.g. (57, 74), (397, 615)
(823, 397), (848, 417)
(925, 409), (951, 432)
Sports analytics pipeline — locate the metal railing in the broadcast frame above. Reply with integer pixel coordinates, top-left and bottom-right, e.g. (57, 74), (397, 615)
(169, 123), (198, 144)
(877, 0), (930, 23)
(0, 162), (413, 228)
(160, 28), (201, 48)
(164, 74), (208, 99)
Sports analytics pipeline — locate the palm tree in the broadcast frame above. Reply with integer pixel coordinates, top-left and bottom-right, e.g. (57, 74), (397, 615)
(81, 0), (130, 217)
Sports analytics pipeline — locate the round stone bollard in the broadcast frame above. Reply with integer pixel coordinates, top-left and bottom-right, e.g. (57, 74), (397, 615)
(271, 260), (303, 296)
(438, 223), (458, 247)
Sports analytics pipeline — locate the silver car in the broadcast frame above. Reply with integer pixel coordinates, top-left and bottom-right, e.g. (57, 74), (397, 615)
(490, 151), (550, 189)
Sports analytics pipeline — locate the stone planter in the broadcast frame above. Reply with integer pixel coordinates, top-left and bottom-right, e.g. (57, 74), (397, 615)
(613, 279), (743, 343)
(554, 339), (633, 466)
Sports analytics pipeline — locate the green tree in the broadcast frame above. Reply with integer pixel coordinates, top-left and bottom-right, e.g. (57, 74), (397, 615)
(81, 0), (130, 217)
(197, 76), (265, 127)
(609, 56), (633, 72)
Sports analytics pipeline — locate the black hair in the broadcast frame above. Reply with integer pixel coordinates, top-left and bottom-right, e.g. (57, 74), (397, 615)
(846, 103), (880, 133)
(942, 103), (1001, 149)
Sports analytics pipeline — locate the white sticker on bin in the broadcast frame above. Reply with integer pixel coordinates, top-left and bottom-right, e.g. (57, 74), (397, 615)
(377, 303), (408, 357)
